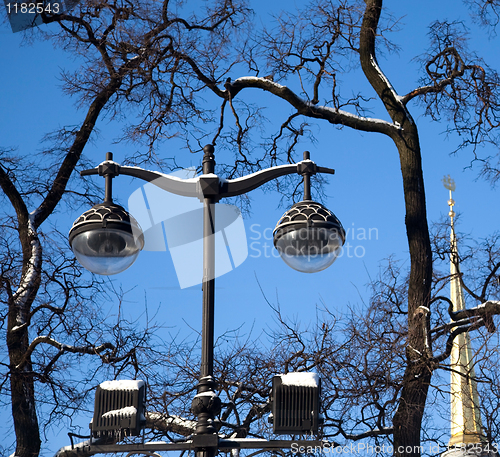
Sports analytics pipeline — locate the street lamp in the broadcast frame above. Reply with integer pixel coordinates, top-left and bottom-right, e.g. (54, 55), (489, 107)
(273, 152), (345, 273)
(68, 145), (344, 456)
(69, 202), (144, 275)
(69, 153), (144, 275)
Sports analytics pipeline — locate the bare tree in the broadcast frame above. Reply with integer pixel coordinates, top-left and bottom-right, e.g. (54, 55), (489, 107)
(213, 2), (500, 455)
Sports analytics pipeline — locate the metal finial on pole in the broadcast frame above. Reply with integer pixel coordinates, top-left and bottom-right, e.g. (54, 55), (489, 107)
(202, 144), (215, 174)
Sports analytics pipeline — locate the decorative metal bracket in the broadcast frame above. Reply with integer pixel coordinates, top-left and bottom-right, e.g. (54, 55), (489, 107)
(80, 149), (335, 203)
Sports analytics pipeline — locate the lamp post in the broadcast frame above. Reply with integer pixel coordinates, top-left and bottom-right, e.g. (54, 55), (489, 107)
(68, 145), (345, 456)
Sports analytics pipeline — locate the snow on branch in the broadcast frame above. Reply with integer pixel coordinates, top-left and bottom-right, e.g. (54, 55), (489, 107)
(225, 77), (400, 135)
(12, 215), (42, 319)
(146, 411), (197, 436)
(451, 300), (500, 321)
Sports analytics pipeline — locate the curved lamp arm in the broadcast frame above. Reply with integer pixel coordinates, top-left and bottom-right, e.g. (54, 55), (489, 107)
(220, 162), (335, 198)
(81, 157), (335, 201)
(81, 161), (200, 198)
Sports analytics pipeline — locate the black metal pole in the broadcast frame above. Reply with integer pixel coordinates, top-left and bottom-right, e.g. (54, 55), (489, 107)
(201, 145), (216, 379)
(191, 145), (221, 457)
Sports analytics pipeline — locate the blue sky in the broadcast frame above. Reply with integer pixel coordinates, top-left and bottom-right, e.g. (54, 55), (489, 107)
(2, 1), (500, 455)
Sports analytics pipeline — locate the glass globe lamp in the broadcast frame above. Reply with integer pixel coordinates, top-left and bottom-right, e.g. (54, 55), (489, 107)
(273, 201), (345, 273)
(69, 202), (144, 275)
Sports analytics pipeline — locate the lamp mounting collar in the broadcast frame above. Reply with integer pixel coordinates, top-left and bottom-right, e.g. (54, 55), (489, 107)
(298, 151), (317, 201)
(95, 152), (121, 203)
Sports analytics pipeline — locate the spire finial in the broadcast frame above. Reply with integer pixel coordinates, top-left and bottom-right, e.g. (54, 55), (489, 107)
(441, 176), (487, 450)
(442, 175), (456, 227)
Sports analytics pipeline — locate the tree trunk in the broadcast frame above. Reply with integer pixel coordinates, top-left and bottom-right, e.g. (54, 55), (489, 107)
(359, 1), (433, 455)
(6, 227), (42, 457)
(8, 323), (41, 457)
(391, 127), (433, 457)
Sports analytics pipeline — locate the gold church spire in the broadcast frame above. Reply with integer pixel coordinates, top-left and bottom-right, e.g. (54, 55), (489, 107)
(443, 175), (486, 447)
